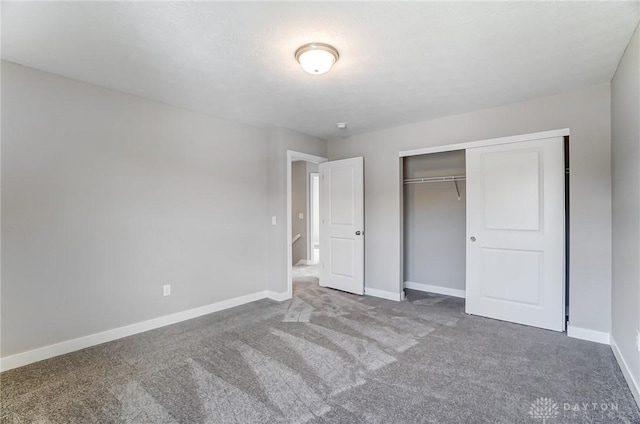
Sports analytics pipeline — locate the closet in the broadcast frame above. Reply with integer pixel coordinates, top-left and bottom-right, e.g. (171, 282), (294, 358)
(403, 150), (467, 298)
(401, 132), (567, 332)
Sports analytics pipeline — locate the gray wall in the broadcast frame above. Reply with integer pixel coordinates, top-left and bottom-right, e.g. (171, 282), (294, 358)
(1, 62), (271, 357)
(307, 162), (319, 258)
(266, 128), (327, 294)
(328, 83), (612, 334)
(403, 151), (466, 291)
(611, 23), (640, 394)
(291, 161), (307, 265)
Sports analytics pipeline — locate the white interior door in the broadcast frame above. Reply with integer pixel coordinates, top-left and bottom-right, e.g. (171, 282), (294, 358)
(319, 157), (364, 295)
(466, 137), (565, 331)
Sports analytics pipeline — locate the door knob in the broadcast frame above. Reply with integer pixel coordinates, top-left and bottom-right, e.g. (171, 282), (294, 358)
(355, 231), (362, 235)
(470, 236), (476, 242)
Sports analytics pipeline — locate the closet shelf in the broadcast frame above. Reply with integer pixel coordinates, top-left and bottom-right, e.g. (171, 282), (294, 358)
(403, 175), (466, 184)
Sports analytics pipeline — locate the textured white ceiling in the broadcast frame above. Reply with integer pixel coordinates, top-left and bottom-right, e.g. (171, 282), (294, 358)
(3, 2), (639, 139)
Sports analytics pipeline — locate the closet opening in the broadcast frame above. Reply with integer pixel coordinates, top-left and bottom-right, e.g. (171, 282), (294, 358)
(402, 150), (467, 299)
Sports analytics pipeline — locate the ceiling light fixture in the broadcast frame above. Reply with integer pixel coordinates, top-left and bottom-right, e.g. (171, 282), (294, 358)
(295, 43), (339, 75)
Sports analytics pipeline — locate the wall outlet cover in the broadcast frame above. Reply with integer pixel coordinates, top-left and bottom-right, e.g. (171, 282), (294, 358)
(163, 284), (171, 296)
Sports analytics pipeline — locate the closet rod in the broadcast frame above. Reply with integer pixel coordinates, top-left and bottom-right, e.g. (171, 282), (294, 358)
(403, 175), (466, 185)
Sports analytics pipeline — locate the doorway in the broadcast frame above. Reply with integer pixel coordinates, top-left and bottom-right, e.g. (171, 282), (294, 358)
(291, 160), (319, 265)
(286, 151), (327, 298)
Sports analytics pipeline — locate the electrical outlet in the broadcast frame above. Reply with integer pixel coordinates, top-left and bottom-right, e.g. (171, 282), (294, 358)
(271, 216), (277, 226)
(163, 284), (171, 297)
(636, 330), (640, 352)
(299, 213), (304, 220)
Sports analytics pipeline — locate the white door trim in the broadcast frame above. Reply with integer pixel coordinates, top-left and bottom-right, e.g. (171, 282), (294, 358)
(287, 150), (328, 298)
(399, 128), (570, 158)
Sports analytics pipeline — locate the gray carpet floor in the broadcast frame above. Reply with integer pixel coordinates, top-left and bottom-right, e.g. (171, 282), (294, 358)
(1, 264), (639, 423)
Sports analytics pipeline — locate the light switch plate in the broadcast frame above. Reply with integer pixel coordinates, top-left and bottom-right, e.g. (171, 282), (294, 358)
(271, 216), (277, 226)
(298, 213), (304, 220)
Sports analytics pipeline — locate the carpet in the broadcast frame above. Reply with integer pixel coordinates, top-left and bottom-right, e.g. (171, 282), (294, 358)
(1, 266), (638, 423)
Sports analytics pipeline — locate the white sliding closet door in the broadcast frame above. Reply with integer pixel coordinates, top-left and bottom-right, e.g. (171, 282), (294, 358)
(465, 137), (565, 331)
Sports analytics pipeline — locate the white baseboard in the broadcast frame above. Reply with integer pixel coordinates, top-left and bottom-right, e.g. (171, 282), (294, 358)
(266, 290), (291, 302)
(0, 290), (270, 372)
(365, 287), (402, 302)
(404, 281), (466, 298)
(294, 260), (318, 266)
(567, 324), (611, 345)
(610, 336), (640, 408)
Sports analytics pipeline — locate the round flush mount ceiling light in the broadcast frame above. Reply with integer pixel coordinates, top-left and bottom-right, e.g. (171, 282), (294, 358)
(295, 43), (339, 75)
